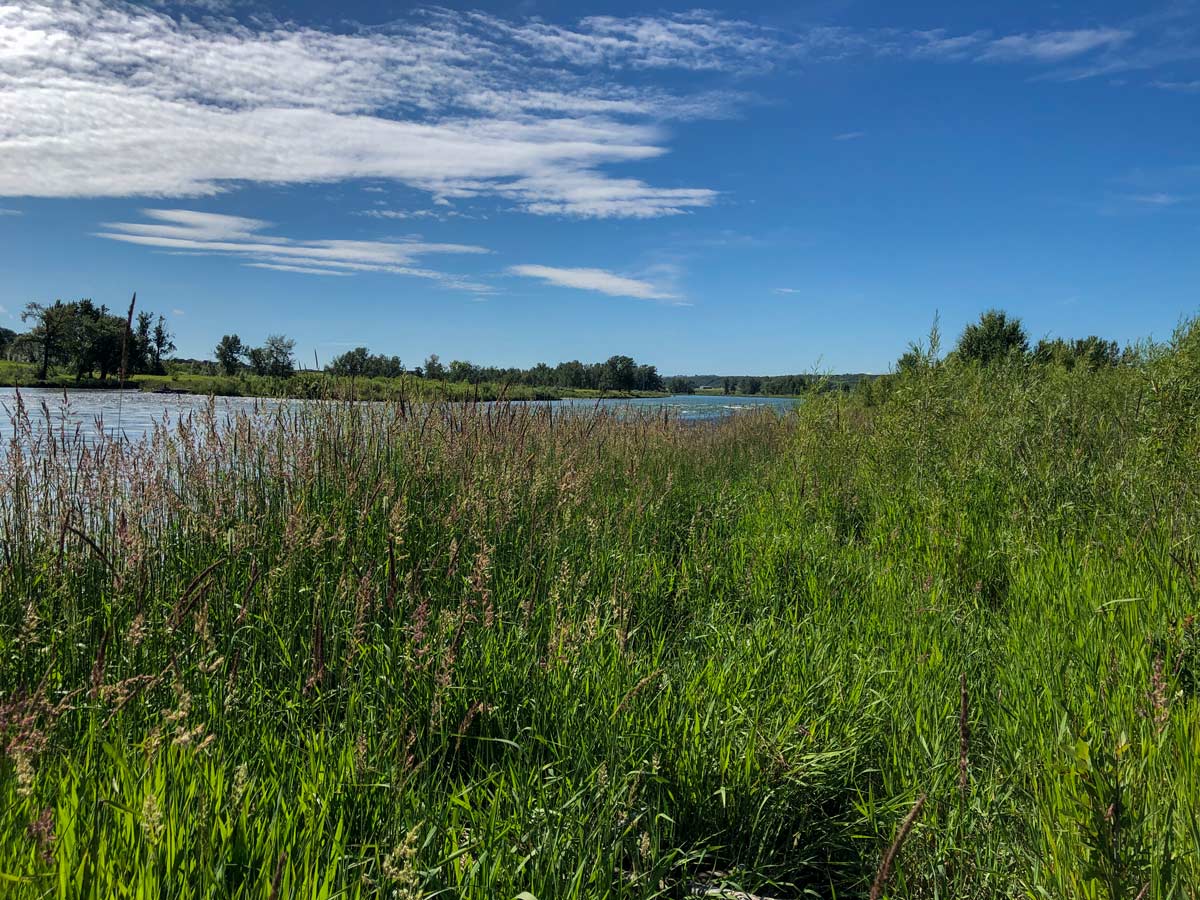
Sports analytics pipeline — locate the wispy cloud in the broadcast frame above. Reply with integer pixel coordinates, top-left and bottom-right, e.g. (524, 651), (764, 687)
(0, 208), (23, 216)
(773, 287), (803, 294)
(1132, 192), (1182, 206)
(1153, 79), (1200, 92)
(833, 131), (865, 141)
(0, 2), (756, 217)
(97, 209), (492, 288)
(359, 209), (455, 221)
(509, 264), (679, 301)
(171, 308), (185, 316)
(979, 28), (1132, 62)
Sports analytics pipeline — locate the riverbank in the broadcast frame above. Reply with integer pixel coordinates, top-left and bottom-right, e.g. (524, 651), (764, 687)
(0, 362), (669, 402)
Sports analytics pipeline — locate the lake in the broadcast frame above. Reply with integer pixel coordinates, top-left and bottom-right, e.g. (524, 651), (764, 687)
(0, 388), (799, 443)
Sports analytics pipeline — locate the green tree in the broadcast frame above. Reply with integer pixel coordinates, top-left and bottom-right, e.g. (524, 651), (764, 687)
(956, 309), (1029, 364)
(215, 335), (246, 376)
(248, 335), (296, 378)
(328, 346), (370, 377)
(600, 355), (636, 391)
(423, 354), (446, 380)
(21, 300), (76, 380)
(150, 315), (175, 374)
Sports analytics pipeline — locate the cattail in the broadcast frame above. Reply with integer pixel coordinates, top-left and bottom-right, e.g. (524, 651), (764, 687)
(870, 793), (926, 900)
(959, 673), (970, 797)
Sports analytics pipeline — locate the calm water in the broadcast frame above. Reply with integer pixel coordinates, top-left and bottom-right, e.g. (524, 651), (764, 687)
(0, 388), (797, 443)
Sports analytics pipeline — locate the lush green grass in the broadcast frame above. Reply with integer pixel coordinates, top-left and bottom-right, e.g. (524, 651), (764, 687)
(1, 322), (1199, 898)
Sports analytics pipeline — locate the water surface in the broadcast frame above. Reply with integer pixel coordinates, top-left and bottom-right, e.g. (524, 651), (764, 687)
(0, 388), (798, 443)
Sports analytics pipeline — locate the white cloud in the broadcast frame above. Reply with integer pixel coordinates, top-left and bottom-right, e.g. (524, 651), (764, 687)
(98, 209), (492, 288)
(0, 1), (748, 217)
(980, 28), (1133, 62)
(360, 209), (444, 221)
(773, 287), (802, 294)
(171, 307), (185, 316)
(833, 131), (865, 141)
(0, 1), (1173, 223)
(0, 208), (23, 216)
(509, 264), (679, 300)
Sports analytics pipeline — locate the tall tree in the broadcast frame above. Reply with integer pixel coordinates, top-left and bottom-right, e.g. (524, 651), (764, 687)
(423, 354), (446, 380)
(150, 315), (176, 374)
(215, 334), (246, 375)
(21, 300), (75, 380)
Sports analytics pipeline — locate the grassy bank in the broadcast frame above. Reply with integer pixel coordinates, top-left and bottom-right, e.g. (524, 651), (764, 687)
(0, 362), (670, 401)
(1, 322), (1199, 898)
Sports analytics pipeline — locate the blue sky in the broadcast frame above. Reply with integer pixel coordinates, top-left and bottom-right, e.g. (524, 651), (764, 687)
(1, 0), (1197, 373)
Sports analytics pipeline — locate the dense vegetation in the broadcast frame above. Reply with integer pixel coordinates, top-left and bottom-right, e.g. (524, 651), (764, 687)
(9, 298), (175, 381)
(1, 310), (1198, 897)
(3, 304), (669, 398)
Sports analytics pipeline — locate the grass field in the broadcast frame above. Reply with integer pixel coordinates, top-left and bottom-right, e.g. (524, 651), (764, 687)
(1, 321), (1198, 898)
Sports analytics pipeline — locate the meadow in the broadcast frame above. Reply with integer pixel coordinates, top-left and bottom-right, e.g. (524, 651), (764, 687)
(1, 320), (1198, 899)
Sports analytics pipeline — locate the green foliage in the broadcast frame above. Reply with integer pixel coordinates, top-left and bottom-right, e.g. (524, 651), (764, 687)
(1034, 335), (1121, 370)
(214, 334), (246, 376)
(1, 317), (1199, 898)
(246, 334), (296, 378)
(956, 308), (1030, 364)
(327, 346), (405, 378)
(15, 298), (172, 382)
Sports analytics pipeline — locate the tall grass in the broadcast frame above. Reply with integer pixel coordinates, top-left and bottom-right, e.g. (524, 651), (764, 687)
(1, 321), (1199, 898)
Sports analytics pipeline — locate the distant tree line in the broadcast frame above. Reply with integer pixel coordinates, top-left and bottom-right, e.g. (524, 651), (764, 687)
(318, 348), (667, 392)
(667, 374), (851, 396)
(5, 299), (175, 381)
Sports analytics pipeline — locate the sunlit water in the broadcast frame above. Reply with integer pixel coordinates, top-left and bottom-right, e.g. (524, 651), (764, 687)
(0, 388), (798, 443)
